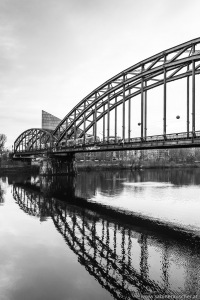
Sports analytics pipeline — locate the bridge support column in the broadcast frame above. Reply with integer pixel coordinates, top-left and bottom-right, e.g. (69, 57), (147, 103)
(39, 154), (77, 176)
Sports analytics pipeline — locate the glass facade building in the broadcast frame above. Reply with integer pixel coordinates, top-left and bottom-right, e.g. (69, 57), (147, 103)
(42, 110), (61, 130)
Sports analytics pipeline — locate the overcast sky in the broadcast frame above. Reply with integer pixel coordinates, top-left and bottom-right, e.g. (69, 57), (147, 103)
(1, 0), (200, 148)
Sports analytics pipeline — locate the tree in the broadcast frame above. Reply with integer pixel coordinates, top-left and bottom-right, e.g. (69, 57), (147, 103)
(0, 134), (7, 153)
(0, 185), (5, 204)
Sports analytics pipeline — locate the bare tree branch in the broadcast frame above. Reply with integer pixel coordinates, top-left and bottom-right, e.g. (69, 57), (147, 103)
(0, 134), (7, 152)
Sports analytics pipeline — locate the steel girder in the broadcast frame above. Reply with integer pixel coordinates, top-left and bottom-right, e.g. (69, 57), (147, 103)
(14, 128), (56, 153)
(52, 38), (200, 146)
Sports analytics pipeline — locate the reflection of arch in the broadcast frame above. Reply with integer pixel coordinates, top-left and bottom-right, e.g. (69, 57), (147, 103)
(13, 186), (41, 217)
(14, 128), (56, 153)
(53, 38), (200, 145)
(13, 182), (200, 299)
(13, 185), (51, 221)
(12, 184), (164, 297)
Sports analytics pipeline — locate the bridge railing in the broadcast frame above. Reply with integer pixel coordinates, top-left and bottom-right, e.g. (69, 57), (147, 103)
(57, 130), (200, 149)
(14, 130), (200, 155)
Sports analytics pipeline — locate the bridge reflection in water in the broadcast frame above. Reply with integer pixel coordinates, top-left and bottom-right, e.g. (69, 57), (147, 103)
(12, 173), (200, 300)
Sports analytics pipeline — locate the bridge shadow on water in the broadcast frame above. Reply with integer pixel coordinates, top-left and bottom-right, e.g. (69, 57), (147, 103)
(10, 169), (200, 300)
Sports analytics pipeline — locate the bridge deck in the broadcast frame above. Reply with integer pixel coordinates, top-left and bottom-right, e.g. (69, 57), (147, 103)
(14, 133), (200, 157)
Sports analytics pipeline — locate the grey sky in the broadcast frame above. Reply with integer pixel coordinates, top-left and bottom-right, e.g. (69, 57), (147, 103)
(1, 0), (200, 148)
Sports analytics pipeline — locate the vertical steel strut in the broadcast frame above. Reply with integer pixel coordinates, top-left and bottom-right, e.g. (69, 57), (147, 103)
(187, 64), (190, 137)
(84, 102), (86, 144)
(32, 131), (34, 151)
(74, 110), (77, 140)
(103, 104), (105, 141)
(141, 65), (144, 140)
(94, 94), (97, 142)
(122, 74), (126, 141)
(192, 45), (195, 135)
(144, 81), (147, 140)
(115, 97), (117, 142)
(128, 89), (131, 142)
(66, 119), (68, 144)
(93, 110), (95, 138)
(107, 84), (110, 140)
(163, 55), (167, 138)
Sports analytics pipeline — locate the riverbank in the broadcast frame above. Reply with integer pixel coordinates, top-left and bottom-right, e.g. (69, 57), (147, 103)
(76, 160), (200, 171)
(0, 165), (39, 175)
(1, 160), (200, 175)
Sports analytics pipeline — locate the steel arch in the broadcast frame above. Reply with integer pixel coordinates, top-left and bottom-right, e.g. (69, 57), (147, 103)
(53, 37), (200, 146)
(14, 128), (56, 153)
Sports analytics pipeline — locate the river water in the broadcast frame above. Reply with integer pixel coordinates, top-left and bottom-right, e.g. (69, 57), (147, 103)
(0, 168), (200, 300)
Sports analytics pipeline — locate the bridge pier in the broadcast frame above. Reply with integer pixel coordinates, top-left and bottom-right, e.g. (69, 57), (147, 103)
(39, 154), (77, 176)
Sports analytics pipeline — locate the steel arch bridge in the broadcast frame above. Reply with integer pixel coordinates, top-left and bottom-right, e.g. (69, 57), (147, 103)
(14, 38), (200, 157)
(14, 128), (57, 154)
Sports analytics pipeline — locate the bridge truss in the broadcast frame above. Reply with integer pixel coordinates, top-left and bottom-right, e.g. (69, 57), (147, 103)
(14, 128), (57, 154)
(14, 38), (200, 155)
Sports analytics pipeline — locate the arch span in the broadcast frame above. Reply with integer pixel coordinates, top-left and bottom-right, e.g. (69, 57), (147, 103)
(14, 128), (56, 153)
(53, 38), (200, 146)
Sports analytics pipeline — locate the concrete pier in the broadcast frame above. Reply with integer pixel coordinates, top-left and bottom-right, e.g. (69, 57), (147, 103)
(39, 154), (77, 176)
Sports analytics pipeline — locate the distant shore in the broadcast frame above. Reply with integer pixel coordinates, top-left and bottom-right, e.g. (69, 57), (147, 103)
(0, 160), (200, 175)
(76, 160), (200, 171)
(0, 165), (39, 175)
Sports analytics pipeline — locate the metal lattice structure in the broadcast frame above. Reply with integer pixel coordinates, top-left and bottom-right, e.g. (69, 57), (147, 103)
(14, 38), (200, 154)
(53, 38), (200, 144)
(14, 128), (56, 153)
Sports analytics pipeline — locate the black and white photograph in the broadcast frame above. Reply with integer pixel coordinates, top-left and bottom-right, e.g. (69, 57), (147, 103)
(0, 1), (200, 299)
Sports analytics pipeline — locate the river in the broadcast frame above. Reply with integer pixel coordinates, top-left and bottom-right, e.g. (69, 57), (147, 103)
(0, 168), (199, 300)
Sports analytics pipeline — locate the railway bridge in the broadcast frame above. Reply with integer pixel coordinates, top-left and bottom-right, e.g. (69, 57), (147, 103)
(13, 38), (200, 174)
